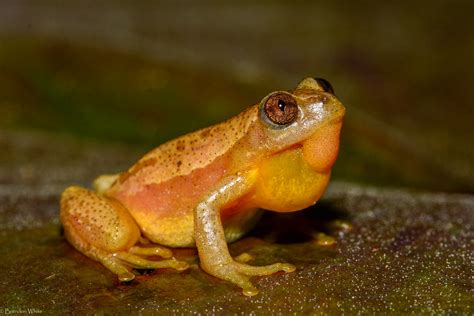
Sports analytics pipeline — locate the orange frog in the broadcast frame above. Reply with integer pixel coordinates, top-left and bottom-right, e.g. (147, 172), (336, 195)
(60, 78), (345, 296)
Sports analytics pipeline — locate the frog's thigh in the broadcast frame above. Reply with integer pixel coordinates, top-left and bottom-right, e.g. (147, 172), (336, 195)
(60, 186), (188, 281)
(61, 186), (140, 253)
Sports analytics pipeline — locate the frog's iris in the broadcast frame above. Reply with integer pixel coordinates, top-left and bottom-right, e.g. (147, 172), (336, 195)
(262, 92), (298, 126)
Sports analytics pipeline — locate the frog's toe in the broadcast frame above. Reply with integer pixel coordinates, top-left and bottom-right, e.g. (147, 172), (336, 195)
(116, 252), (189, 271)
(129, 245), (173, 259)
(225, 272), (259, 296)
(99, 254), (136, 282)
(118, 271), (136, 282)
(242, 286), (259, 297)
(234, 252), (254, 263)
(239, 280), (259, 297)
(173, 260), (190, 271)
(229, 262), (295, 295)
(234, 262), (296, 276)
(204, 261), (294, 296)
(282, 263), (296, 272)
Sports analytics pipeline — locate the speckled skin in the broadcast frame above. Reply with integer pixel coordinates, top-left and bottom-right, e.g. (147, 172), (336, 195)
(60, 78), (346, 296)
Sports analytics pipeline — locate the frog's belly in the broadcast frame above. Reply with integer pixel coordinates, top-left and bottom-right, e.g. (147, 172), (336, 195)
(108, 153), (260, 247)
(131, 207), (262, 248)
(113, 180), (204, 247)
(140, 211), (196, 247)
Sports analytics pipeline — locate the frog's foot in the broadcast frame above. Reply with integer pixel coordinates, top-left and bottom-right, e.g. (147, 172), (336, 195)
(194, 173), (296, 296)
(209, 260), (295, 296)
(95, 249), (188, 282)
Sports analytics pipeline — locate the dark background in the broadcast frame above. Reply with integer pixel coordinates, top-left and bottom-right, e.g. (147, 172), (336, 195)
(1, 2), (473, 314)
(1, 1), (473, 192)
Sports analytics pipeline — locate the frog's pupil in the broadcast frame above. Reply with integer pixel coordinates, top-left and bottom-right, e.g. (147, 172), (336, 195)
(278, 100), (286, 111)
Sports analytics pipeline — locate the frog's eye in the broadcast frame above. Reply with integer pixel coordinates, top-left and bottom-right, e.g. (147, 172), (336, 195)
(262, 93), (298, 126)
(314, 77), (334, 94)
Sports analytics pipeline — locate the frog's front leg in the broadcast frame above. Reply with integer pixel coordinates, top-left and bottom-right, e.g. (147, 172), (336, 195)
(60, 186), (188, 282)
(194, 171), (295, 296)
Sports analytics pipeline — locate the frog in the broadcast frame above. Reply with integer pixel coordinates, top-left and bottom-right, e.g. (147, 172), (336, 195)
(60, 77), (346, 296)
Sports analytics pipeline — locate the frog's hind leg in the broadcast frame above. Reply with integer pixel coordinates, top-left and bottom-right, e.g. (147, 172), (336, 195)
(60, 186), (189, 282)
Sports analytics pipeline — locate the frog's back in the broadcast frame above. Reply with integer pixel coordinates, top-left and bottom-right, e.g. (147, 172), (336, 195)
(105, 106), (257, 246)
(112, 106), (257, 189)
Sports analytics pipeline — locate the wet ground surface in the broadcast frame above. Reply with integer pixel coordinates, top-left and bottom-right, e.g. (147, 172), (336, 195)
(0, 1), (473, 314)
(1, 181), (472, 314)
(0, 131), (472, 314)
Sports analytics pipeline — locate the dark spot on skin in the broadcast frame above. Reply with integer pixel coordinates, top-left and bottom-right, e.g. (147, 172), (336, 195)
(177, 160), (182, 168)
(176, 141), (185, 151)
(200, 129), (211, 138)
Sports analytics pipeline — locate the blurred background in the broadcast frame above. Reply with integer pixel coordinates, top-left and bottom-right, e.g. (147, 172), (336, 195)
(1, 1), (473, 193)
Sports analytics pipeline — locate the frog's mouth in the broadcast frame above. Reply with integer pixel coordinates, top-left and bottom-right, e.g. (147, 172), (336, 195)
(301, 118), (343, 174)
